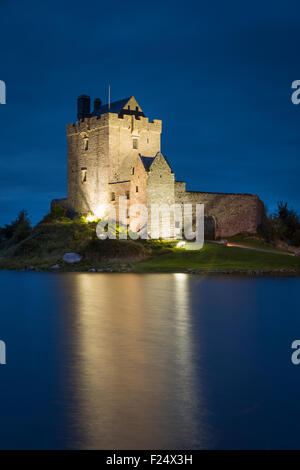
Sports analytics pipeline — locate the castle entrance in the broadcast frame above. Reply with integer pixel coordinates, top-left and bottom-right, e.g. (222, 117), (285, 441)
(204, 216), (216, 240)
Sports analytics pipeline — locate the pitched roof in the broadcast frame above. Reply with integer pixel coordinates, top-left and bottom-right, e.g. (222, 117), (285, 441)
(164, 156), (172, 172)
(91, 97), (131, 117)
(139, 153), (173, 173)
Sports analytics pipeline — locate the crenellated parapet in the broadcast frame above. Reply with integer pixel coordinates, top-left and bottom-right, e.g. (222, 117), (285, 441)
(66, 114), (109, 136)
(66, 113), (162, 136)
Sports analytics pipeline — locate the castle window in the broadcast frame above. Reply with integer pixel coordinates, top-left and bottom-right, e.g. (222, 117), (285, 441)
(128, 105), (130, 110)
(81, 134), (89, 151)
(81, 167), (87, 183)
(127, 208), (130, 218)
(132, 167), (135, 175)
(111, 192), (115, 202)
(126, 191), (130, 200)
(147, 138), (149, 143)
(136, 106), (138, 111)
(136, 186), (138, 193)
(133, 138), (138, 149)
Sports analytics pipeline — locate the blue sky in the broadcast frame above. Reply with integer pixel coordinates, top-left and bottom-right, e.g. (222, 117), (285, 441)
(0, 0), (299, 225)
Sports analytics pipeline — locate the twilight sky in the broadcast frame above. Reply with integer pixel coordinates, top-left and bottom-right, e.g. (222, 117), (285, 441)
(0, 0), (299, 225)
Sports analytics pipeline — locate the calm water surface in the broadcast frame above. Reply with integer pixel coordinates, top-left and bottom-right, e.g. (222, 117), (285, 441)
(0, 272), (299, 449)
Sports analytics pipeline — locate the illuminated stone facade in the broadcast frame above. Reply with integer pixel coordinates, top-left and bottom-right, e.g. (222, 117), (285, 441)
(52, 95), (262, 238)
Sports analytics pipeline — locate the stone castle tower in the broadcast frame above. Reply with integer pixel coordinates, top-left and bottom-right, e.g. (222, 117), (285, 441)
(52, 94), (262, 238)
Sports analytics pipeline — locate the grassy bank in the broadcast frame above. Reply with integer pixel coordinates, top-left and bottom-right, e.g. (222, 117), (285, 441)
(0, 217), (151, 272)
(0, 218), (299, 274)
(226, 233), (292, 254)
(132, 243), (300, 273)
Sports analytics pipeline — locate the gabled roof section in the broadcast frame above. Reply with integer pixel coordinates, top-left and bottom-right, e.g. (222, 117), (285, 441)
(91, 97), (131, 117)
(163, 156), (173, 172)
(91, 96), (145, 118)
(139, 152), (173, 173)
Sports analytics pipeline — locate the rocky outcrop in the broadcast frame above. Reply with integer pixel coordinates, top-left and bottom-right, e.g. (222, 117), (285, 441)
(62, 253), (82, 264)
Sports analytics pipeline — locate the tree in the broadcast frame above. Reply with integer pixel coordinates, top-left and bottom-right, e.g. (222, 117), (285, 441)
(274, 201), (300, 246)
(2, 210), (32, 243)
(258, 203), (275, 242)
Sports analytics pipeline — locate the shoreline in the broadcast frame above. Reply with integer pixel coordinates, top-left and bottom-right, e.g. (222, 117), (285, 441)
(0, 267), (299, 277)
(1, 230), (299, 276)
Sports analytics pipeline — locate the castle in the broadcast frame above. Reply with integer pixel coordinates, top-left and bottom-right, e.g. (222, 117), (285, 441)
(52, 95), (262, 239)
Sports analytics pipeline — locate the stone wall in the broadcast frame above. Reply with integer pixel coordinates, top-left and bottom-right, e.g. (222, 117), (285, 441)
(129, 155), (148, 233)
(108, 180), (131, 225)
(175, 181), (262, 238)
(65, 105), (162, 218)
(146, 153), (175, 238)
(66, 114), (110, 217)
(129, 153), (175, 237)
(108, 112), (162, 183)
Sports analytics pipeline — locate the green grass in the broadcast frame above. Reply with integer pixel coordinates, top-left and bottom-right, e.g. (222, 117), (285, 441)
(0, 219), (299, 273)
(0, 218), (149, 271)
(226, 233), (291, 254)
(132, 243), (300, 273)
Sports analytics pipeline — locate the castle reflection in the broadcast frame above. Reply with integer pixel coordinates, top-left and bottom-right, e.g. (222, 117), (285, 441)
(58, 273), (209, 449)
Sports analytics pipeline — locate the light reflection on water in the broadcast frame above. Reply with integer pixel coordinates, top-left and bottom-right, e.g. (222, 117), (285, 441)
(59, 273), (209, 449)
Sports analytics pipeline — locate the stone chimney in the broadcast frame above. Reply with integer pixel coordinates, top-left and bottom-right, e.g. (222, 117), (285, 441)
(93, 98), (102, 114)
(77, 95), (91, 120)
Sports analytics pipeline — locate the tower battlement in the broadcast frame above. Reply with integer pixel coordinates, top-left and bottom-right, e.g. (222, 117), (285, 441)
(67, 112), (162, 136)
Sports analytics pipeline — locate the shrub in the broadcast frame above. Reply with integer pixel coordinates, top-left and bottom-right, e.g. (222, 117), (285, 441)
(274, 201), (300, 246)
(39, 204), (69, 224)
(258, 202), (300, 247)
(50, 204), (67, 220)
(0, 227), (5, 243)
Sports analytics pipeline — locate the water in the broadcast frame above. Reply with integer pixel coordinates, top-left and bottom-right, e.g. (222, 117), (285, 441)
(0, 271), (299, 450)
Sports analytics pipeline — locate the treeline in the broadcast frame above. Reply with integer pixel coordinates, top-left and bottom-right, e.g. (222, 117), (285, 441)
(259, 201), (300, 247)
(0, 205), (66, 244)
(0, 210), (32, 244)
